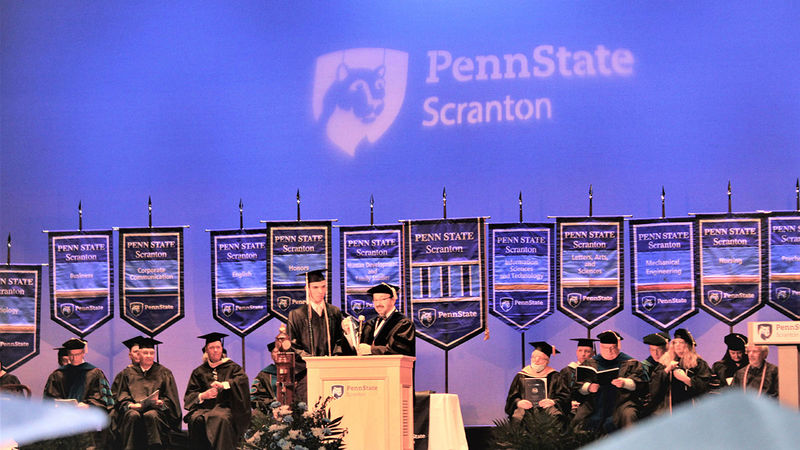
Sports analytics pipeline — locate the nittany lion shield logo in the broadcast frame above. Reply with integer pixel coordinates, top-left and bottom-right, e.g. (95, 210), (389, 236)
(331, 385), (345, 399)
(708, 290), (723, 306)
(61, 303), (75, 318)
(351, 300), (365, 314)
(499, 298), (513, 312)
(130, 302), (144, 317)
(758, 324), (773, 340)
(567, 293), (582, 308)
(418, 308), (437, 328)
(776, 287), (791, 301)
(313, 48), (408, 156)
(221, 303), (234, 317)
(276, 296), (291, 311)
(642, 296), (656, 311)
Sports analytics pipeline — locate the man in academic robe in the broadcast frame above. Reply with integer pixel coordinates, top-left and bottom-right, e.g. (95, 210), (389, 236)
(110, 336), (144, 444)
(506, 341), (571, 423)
(342, 282), (416, 357)
(559, 338), (597, 417)
(115, 337), (182, 450)
(732, 345), (778, 398)
(649, 328), (712, 414)
(571, 330), (646, 434)
(57, 346), (69, 367)
(711, 332), (749, 390)
(640, 331), (670, 417)
(286, 269), (348, 402)
(184, 332), (251, 450)
(250, 342), (278, 414)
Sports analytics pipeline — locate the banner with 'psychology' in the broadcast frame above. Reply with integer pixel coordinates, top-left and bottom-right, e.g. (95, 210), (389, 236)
(766, 213), (800, 320)
(0, 264), (41, 371)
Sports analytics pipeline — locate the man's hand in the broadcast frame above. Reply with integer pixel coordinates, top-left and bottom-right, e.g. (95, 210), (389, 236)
(588, 383), (600, 393)
(210, 381), (226, 390)
(358, 343), (372, 355)
(200, 388), (218, 401)
(538, 398), (555, 408)
(341, 319), (353, 335)
(517, 399), (533, 410)
(610, 378), (625, 388)
(129, 402), (142, 410)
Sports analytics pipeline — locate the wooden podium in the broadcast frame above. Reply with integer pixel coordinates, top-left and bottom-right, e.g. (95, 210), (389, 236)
(306, 355), (415, 450)
(748, 320), (800, 408)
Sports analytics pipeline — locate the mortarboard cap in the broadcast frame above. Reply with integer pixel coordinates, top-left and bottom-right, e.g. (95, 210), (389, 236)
(529, 341), (559, 357)
(724, 333), (747, 351)
(122, 336), (143, 350)
(643, 331), (670, 346)
(367, 283), (399, 298)
(673, 328), (696, 347)
(55, 347), (69, 358)
(570, 338), (598, 348)
(267, 342), (276, 352)
(138, 337), (162, 349)
(298, 269), (327, 284)
(597, 330), (623, 345)
(198, 332), (228, 350)
(62, 338), (87, 350)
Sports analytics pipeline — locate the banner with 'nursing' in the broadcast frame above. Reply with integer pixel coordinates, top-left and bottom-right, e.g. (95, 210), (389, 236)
(630, 219), (697, 330)
(557, 218), (624, 328)
(766, 213), (800, 320)
(339, 225), (404, 321)
(210, 229), (270, 336)
(48, 231), (114, 336)
(118, 228), (184, 335)
(0, 264), (41, 371)
(405, 218), (485, 350)
(488, 223), (555, 331)
(266, 221), (332, 322)
(696, 215), (765, 325)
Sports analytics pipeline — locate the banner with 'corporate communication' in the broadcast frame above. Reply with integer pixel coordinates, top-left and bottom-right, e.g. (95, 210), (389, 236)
(210, 229), (270, 336)
(48, 231), (114, 336)
(488, 223), (555, 331)
(0, 264), (42, 371)
(766, 213), (800, 320)
(119, 228), (184, 336)
(340, 225), (404, 321)
(406, 218), (485, 350)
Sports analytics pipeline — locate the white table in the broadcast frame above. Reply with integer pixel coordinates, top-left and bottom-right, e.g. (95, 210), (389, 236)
(427, 393), (468, 450)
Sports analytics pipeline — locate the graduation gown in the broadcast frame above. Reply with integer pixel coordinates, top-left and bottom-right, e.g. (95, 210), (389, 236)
(359, 310), (416, 356)
(649, 356), (711, 414)
(711, 358), (746, 389)
(184, 358), (251, 450)
(43, 362), (114, 411)
(559, 362), (591, 415)
(732, 362), (778, 398)
(250, 364), (277, 412)
(115, 362), (182, 449)
(505, 366), (570, 420)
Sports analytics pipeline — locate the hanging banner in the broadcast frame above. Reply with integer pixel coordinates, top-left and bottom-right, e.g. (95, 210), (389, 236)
(487, 223), (555, 331)
(210, 229), (270, 336)
(339, 225), (404, 321)
(48, 231), (114, 337)
(118, 227), (184, 335)
(696, 215), (765, 325)
(766, 213), (800, 320)
(629, 219), (697, 330)
(266, 221), (332, 322)
(0, 264), (41, 371)
(405, 218), (486, 350)
(556, 218), (624, 328)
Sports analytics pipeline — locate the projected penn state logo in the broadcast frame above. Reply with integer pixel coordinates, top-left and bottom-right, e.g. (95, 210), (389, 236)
(331, 385), (345, 399)
(567, 293), (582, 308)
(776, 287), (791, 301)
(61, 303), (75, 318)
(130, 302), (144, 317)
(351, 300), (365, 314)
(642, 296), (656, 311)
(221, 303), (234, 317)
(276, 296), (291, 311)
(708, 290), (723, 306)
(418, 308), (437, 328)
(499, 298), (513, 312)
(758, 324), (773, 340)
(312, 48), (408, 156)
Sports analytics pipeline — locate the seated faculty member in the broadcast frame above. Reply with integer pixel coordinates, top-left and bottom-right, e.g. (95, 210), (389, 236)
(649, 328), (712, 414)
(250, 342), (278, 414)
(559, 338), (597, 415)
(184, 332), (251, 450)
(711, 332), (749, 390)
(732, 345), (778, 398)
(342, 282), (416, 357)
(506, 341), (570, 422)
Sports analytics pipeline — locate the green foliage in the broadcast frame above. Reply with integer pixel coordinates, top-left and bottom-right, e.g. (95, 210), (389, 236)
(239, 396), (347, 450)
(20, 432), (94, 450)
(490, 410), (598, 450)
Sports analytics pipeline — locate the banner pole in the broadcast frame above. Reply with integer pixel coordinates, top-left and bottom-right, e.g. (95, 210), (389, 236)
(241, 336), (246, 372)
(795, 178), (799, 212)
(445, 348), (449, 393)
(589, 184), (593, 217)
(519, 191), (523, 223)
(661, 187), (666, 219)
(370, 195), (374, 226)
(442, 187), (447, 219)
(6, 233), (10, 265)
(78, 200), (83, 231)
(296, 189), (301, 221)
(239, 199), (244, 230)
(148, 196), (153, 228)
(727, 181), (732, 214)
(521, 331), (525, 368)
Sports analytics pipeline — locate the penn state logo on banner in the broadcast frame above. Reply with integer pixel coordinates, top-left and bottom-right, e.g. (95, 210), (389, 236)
(766, 214), (800, 320)
(313, 48), (408, 155)
(418, 308), (437, 328)
(0, 265), (42, 371)
(61, 303), (74, 317)
(130, 302), (144, 317)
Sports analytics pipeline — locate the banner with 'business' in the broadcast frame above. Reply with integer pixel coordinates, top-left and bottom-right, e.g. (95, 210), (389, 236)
(0, 264), (41, 371)
(766, 213), (800, 320)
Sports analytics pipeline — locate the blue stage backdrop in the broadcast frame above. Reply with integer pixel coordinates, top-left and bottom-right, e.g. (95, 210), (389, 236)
(2, 2), (799, 425)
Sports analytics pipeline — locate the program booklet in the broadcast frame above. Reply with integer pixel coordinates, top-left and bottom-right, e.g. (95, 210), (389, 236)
(576, 366), (620, 385)
(521, 377), (548, 404)
(140, 390), (160, 410)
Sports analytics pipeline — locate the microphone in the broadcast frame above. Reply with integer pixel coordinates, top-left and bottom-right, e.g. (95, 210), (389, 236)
(357, 315), (365, 346)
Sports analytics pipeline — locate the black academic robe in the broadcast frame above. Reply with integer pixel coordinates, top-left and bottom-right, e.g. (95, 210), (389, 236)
(359, 310), (416, 356)
(649, 356), (711, 414)
(571, 353), (646, 433)
(184, 358), (251, 450)
(43, 362), (114, 411)
(732, 362), (779, 398)
(505, 367), (570, 420)
(559, 362), (590, 416)
(250, 364), (277, 413)
(115, 362), (182, 449)
(287, 303), (348, 402)
(711, 357), (747, 390)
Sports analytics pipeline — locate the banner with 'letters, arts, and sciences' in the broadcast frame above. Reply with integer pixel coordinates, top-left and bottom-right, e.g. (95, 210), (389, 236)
(0, 264), (42, 371)
(405, 218), (486, 350)
(210, 229), (270, 336)
(118, 228), (184, 336)
(766, 213), (800, 320)
(48, 231), (114, 337)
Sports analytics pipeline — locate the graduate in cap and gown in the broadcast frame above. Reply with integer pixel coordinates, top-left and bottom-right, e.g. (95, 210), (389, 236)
(286, 269), (348, 402)
(505, 341), (571, 423)
(732, 345), (778, 398)
(711, 332), (749, 390)
(109, 336), (144, 443)
(559, 338), (597, 416)
(649, 328), (712, 414)
(342, 282), (415, 357)
(115, 337), (182, 450)
(571, 331), (646, 433)
(56, 346), (70, 367)
(640, 331), (670, 418)
(249, 342), (278, 414)
(184, 332), (251, 450)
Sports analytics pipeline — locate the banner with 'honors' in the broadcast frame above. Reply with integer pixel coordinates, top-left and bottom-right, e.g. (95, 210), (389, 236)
(210, 229), (270, 336)
(405, 218), (486, 350)
(696, 215), (765, 325)
(118, 228), (184, 335)
(557, 218), (625, 328)
(0, 264), (41, 371)
(266, 221), (332, 322)
(767, 213), (800, 320)
(339, 225), (405, 321)
(48, 231), (114, 336)
(488, 223), (555, 331)
(629, 219), (697, 330)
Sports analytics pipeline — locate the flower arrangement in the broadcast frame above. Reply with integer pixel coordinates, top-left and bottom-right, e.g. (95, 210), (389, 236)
(240, 396), (347, 450)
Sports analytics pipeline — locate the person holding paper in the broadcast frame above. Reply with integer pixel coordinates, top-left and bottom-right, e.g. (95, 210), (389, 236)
(732, 345), (778, 398)
(505, 341), (570, 423)
(711, 332), (749, 390)
(559, 338), (597, 416)
(114, 337), (181, 450)
(184, 332), (251, 450)
(571, 330), (645, 433)
(639, 331), (670, 417)
(649, 328), (712, 414)
(342, 282), (416, 357)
